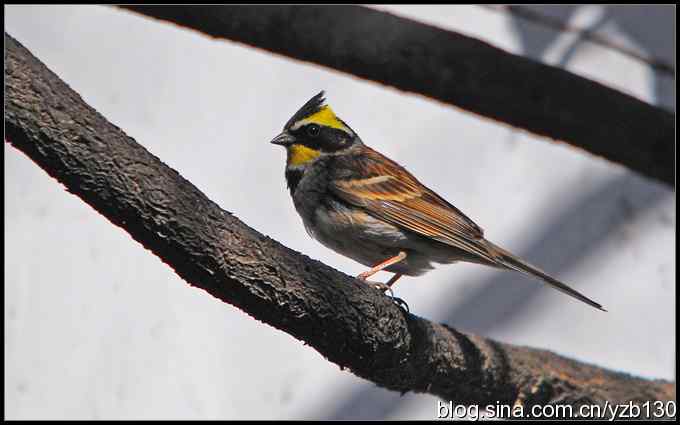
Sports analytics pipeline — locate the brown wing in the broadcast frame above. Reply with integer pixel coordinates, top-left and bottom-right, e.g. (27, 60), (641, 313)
(331, 147), (494, 261)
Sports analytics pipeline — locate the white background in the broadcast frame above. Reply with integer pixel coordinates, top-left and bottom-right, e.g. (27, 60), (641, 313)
(5, 5), (675, 420)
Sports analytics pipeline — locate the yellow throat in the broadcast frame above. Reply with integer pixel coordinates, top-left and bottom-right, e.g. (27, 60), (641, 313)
(288, 144), (321, 166)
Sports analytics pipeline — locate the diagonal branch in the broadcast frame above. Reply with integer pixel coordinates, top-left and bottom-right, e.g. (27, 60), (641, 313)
(118, 5), (675, 187)
(4, 33), (674, 418)
(480, 5), (675, 76)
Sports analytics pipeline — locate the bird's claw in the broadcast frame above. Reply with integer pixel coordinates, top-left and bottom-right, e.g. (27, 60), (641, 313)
(357, 271), (373, 281)
(366, 280), (394, 298)
(391, 296), (410, 313)
(356, 278), (409, 312)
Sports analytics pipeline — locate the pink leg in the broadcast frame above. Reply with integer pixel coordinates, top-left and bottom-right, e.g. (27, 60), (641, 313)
(357, 252), (407, 281)
(386, 273), (403, 288)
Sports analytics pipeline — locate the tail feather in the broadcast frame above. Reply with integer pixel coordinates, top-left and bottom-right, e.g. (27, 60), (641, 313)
(487, 243), (606, 312)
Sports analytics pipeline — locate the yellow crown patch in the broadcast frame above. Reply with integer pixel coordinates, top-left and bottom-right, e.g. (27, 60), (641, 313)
(294, 106), (350, 132)
(306, 106), (346, 130)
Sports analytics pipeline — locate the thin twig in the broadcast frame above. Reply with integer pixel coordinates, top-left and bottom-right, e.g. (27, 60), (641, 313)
(481, 5), (675, 76)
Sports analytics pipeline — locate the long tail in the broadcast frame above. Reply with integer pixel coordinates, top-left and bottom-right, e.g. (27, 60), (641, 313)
(486, 242), (606, 312)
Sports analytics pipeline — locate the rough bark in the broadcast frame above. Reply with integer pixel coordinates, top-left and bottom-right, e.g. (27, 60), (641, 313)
(4, 33), (675, 419)
(118, 5), (675, 187)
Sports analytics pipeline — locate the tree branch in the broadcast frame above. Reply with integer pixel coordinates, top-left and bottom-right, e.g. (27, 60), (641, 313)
(480, 5), (675, 76)
(4, 33), (674, 419)
(117, 5), (675, 187)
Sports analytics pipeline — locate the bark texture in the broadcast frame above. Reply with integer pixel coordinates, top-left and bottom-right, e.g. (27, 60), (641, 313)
(4, 33), (675, 419)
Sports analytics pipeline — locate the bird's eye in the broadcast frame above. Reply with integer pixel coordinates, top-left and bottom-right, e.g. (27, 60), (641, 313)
(307, 124), (320, 137)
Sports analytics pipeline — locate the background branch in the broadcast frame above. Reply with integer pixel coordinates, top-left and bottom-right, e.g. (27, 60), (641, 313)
(480, 5), (675, 76)
(5, 33), (674, 418)
(118, 5), (675, 187)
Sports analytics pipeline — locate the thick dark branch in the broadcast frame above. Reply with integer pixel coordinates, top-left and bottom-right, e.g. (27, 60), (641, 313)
(118, 5), (675, 187)
(4, 33), (674, 418)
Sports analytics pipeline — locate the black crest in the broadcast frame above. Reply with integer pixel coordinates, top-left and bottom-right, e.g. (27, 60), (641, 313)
(284, 91), (326, 130)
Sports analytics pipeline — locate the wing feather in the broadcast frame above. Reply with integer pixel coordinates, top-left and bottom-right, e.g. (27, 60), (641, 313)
(331, 148), (493, 261)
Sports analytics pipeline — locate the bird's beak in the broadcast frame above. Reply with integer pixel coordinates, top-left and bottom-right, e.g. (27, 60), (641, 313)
(270, 131), (295, 147)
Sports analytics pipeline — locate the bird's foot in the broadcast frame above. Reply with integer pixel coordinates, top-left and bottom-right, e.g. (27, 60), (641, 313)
(357, 270), (375, 281)
(361, 279), (394, 298)
(358, 278), (409, 312)
(391, 296), (410, 313)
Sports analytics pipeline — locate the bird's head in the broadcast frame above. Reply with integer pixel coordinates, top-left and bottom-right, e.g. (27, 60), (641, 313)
(270, 91), (361, 169)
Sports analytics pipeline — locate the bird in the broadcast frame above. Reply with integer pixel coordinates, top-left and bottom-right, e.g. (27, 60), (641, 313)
(269, 91), (605, 311)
